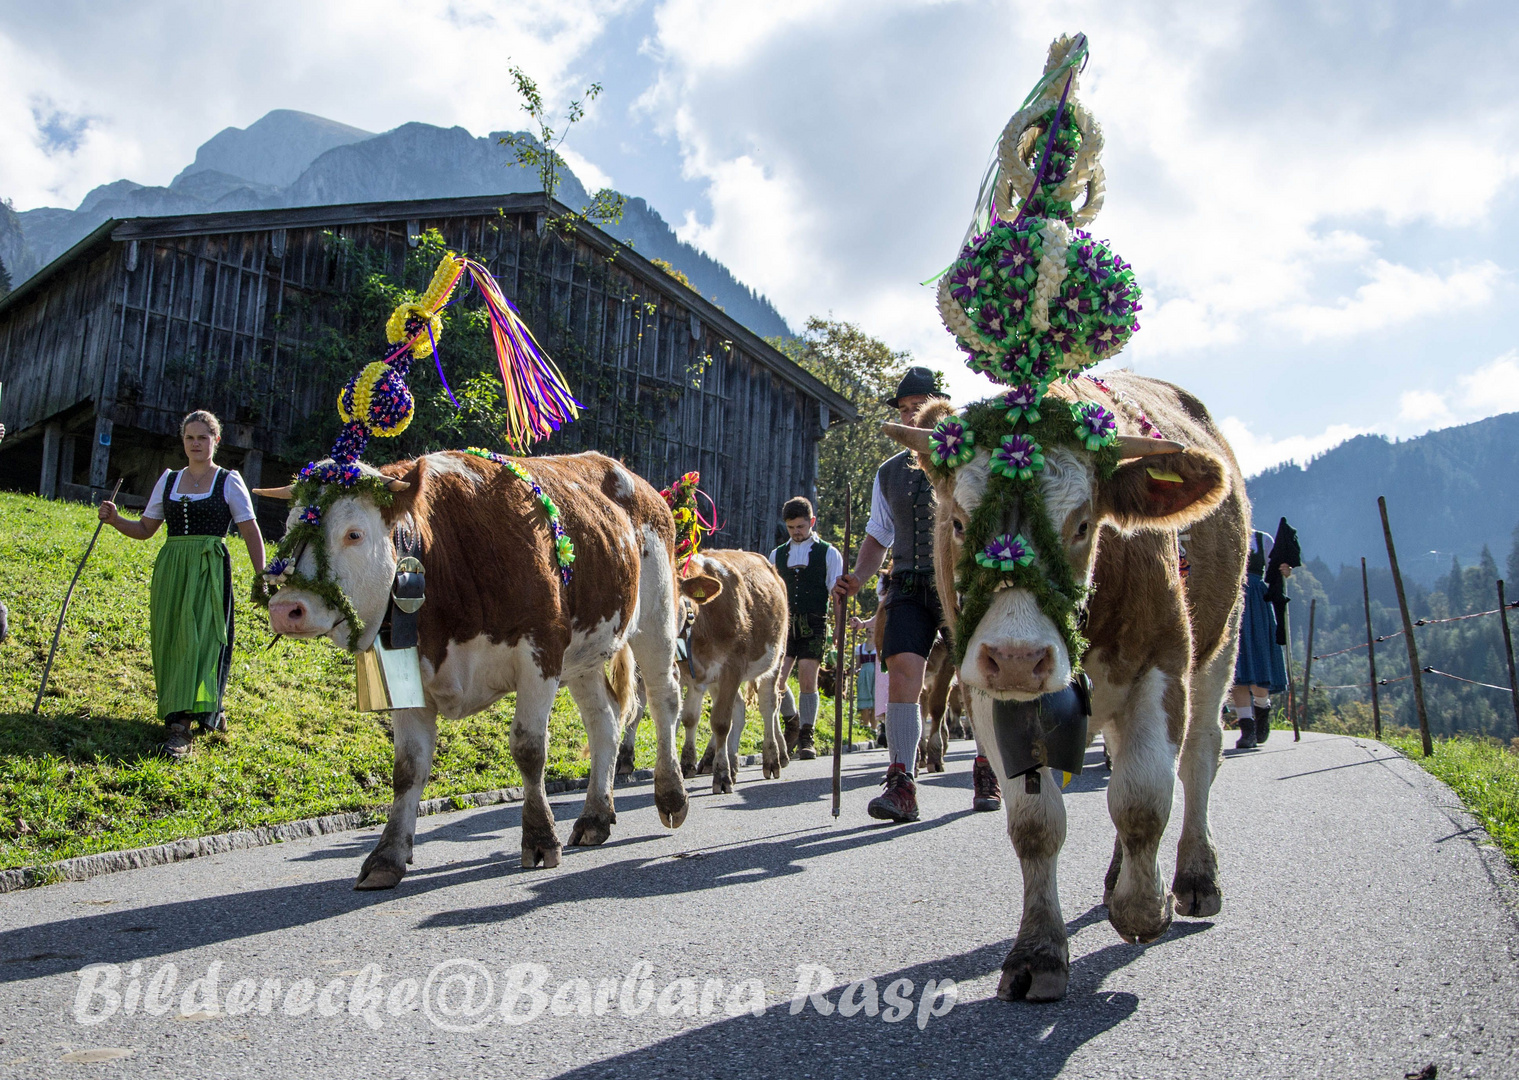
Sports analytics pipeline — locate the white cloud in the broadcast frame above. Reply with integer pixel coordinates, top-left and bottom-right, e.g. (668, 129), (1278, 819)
(1398, 390), (1452, 426)
(557, 147), (614, 194)
(1280, 260), (1502, 342)
(1219, 417), (1373, 477)
(1455, 351), (1519, 414)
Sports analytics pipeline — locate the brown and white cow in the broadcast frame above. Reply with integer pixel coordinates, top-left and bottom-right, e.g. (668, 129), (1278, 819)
(617, 549), (789, 792)
(886, 371), (1247, 1002)
(261, 450), (692, 889)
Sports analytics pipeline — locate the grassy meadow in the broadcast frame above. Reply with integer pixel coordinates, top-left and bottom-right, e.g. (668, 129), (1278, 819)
(0, 491), (847, 873)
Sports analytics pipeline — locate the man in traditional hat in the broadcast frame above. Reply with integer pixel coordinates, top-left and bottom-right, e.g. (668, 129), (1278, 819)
(834, 366), (1002, 821)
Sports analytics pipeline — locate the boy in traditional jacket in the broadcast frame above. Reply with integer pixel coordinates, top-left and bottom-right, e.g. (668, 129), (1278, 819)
(770, 496), (843, 759)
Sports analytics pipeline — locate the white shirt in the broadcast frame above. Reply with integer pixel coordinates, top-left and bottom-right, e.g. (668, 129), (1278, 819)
(143, 467), (256, 524)
(864, 474), (894, 549)
(769, 535), (844, 592)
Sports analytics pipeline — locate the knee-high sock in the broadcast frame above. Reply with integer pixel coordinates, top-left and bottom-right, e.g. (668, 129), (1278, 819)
(1235, 703), (1254, 723)
(886, 702), (921, 771)
(781, 685), (797, 719)
(800, 692), (819, 729)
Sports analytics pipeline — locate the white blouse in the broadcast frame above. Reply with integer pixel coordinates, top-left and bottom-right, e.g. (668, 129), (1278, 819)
(143, 468), (256, 524)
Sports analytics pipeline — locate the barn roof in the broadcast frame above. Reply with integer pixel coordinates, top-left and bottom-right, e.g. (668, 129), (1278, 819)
(0, 193), (856, 422)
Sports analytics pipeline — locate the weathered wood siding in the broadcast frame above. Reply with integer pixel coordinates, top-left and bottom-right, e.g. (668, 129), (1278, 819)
(0, 196), (847, 553)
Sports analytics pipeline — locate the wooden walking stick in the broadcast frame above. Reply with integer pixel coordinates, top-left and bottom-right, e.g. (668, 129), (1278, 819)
(832, 482), (852, 819)
(34, 479), (123, 714)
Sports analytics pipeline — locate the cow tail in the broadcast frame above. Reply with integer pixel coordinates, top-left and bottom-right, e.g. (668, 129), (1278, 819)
(608, 644), (637, 731)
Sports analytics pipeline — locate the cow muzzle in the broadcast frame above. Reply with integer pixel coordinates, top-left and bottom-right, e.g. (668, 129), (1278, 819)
(960, 588), (1072, 700)
(268, 593), (333, 637)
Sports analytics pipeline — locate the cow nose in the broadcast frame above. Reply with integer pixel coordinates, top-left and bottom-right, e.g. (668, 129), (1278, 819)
(269, 600), (306, 632)
(977, 643), (1055, 693)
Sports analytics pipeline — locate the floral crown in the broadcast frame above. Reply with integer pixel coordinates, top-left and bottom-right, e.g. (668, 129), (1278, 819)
(928, 34), (1142, 670)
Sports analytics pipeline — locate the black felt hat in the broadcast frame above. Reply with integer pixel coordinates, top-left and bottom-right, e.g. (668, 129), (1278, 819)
(885, 366), (948, 408)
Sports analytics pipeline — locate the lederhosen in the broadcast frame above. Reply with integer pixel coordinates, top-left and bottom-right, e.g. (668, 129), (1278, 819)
(774, 538), (834, 661)
(877, 450), (946, 661)
(150, 469), (236, 722)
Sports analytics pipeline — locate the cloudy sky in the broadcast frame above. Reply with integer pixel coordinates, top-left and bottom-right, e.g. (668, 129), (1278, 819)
(2, 0), (1516, 475)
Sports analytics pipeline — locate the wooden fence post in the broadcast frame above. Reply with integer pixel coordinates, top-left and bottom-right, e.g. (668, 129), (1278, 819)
(1283, 601), (1296, 736)
(1362, 557), (1381, 740)
(1498, 579), (1519, 739)
(1298, 598), (1315, 741)
(1379, 496), (1432, 756)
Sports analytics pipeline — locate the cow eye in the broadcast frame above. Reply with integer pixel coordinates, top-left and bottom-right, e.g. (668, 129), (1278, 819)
(345, 529), (364, 544)
(952, 517), (966, 538)
(1075, 521), (1090, 539)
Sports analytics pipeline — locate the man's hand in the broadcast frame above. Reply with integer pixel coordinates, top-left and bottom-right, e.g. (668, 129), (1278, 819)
(833, 573), (862, 601)
(97, 501), (119, 525)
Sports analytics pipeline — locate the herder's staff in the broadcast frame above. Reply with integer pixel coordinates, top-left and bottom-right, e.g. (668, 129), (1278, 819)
(832, 481), (852, 818)
(33, 479), (123, 714)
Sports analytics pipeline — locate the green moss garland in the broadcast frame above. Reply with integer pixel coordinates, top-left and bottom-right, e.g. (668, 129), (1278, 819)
(927, 390), (1120, 670)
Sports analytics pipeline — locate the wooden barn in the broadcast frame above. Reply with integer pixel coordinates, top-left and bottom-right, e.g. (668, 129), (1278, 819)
(0, 194), (854, 551)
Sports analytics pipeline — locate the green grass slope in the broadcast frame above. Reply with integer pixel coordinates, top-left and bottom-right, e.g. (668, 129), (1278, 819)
(0, 492), (836, 872)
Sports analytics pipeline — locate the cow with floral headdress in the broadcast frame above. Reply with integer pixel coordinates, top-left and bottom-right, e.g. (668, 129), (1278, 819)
(884, 34), (1249, 1001)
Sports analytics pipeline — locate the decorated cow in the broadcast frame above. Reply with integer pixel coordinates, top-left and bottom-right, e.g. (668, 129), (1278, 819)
(893, 34), (1249, 1001)
(255, 252), (692, 889)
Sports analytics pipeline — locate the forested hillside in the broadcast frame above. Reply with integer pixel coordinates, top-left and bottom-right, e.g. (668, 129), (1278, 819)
(1247, 412), (1519, 585)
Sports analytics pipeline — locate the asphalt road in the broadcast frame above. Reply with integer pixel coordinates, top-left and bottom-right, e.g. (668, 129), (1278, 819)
(1, 731), (1516, 1079)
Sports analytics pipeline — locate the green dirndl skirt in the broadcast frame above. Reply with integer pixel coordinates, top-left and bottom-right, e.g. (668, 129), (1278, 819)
(150, 534), (234, 720)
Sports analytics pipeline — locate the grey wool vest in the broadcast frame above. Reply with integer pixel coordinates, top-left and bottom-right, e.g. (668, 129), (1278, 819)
(877, 450), (937, 578)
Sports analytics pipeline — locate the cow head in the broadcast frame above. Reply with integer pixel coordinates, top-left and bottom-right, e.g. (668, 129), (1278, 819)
(885, 393), (1228, 700)
(255, 462), (412, 652)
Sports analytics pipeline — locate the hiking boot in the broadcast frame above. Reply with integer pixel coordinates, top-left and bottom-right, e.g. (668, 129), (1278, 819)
(867, 762), (919, 822)
(783, 714), (801, 755)
(797, 725), (817, 760)
(1234, 716), (1257, 750)
(195, 711), (227, 734)
(162, 720), (194, 760)
(972, 755), (1002, 812)
(874, 723), (888, 750)
(1254, 703), (1272, 744)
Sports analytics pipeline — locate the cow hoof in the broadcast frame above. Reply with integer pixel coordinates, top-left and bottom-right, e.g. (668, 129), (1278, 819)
(1109, 891), (1175, 944)
(928, 757), (945, 773)
(656, 789), (690, 829)
(711, 775), (733, 795)
(762, 755), (780, 780)
(568, 813), (614, 847)
(615, 746), (636, 778)
(354, 853), (406, 891)
(681, 762), (697, 779)
(997, 943), (1069, 1002)
(1172, 874), (1222, 918)
(522, 842), (563, 869)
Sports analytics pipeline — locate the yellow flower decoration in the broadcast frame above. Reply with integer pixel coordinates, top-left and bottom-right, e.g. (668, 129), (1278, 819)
(385, 254), (465, 359)
(337, 361), (388, 424)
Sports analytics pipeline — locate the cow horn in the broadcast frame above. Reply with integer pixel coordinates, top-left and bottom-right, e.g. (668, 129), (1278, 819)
(385, 478), (411, 492)
(1115, 436), (1186, 458)
(251, 485), (294, 499)
(881, 422), (934, 458)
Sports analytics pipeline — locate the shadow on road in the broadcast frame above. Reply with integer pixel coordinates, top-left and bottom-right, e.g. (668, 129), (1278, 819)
(550, 918), (1208, 1080)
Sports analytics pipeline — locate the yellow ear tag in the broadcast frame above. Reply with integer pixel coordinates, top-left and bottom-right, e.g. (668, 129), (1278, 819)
(1060, 771), (1073, 789)
(1146, 468), (1184, 483)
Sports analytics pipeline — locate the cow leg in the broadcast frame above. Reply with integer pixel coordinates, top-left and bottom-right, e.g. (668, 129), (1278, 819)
(616, 679), (645, 777)
(680, 684), (704, 778)
(758, 670), (785, 779)
(1000, 764), (1070, 1001)
(628, 534), (689, 829)
(707, 670), (744, 795)
(356, 706), (438, 890)
(566, 666), (620, 848)
(921, 653), (952, 772)
(1173, 634), (1234, 917)
(1104, 667), (1182, 944)
(511, 674), (564, 869)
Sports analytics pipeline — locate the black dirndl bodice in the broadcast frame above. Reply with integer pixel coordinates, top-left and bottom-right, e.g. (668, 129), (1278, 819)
(165, 469), (235, 537)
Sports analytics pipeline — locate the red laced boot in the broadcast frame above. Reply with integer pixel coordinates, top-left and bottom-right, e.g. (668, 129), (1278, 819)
(868, 762), (920, 823)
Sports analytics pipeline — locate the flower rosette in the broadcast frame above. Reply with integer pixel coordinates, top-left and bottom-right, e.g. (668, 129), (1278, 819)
(990, 433), (1045, 481)
(999, 382), (1045, 425)
(1073, 401), (1118, 450)
(262, 557), (294, 585)
(298, 504), (322, 526)
(928, 415), (976, 469)
(976, 532), (1036, 572)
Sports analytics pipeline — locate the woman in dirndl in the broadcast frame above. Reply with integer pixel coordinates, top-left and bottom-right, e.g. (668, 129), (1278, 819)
(99, 410), (265, 758)
(1231, 529), (1290, 750)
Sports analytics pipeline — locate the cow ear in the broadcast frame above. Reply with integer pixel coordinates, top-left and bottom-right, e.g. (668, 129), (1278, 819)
(679, 574), (724, 604)
(1099, 448), (1230, 533)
